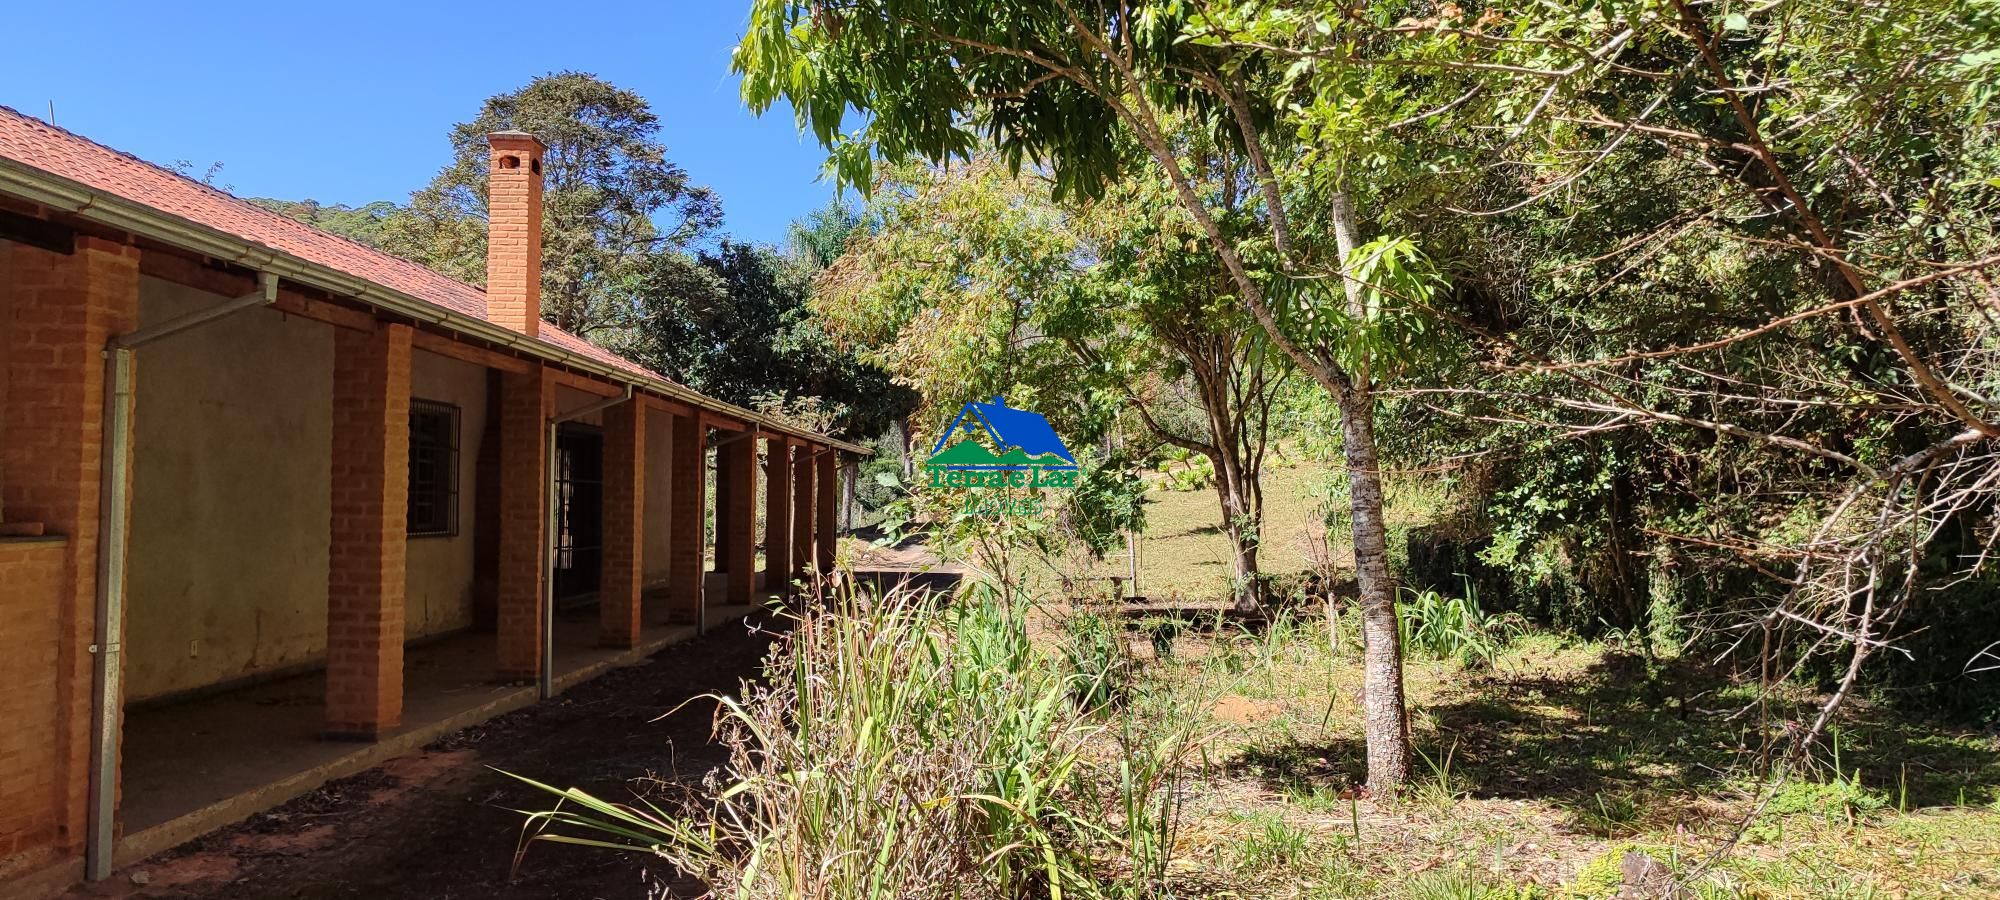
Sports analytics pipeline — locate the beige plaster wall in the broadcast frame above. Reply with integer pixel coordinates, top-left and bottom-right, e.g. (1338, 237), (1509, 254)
(404, 349), (487, 639)
(126, 279), (494, 701)
(126, 276), (333, 702)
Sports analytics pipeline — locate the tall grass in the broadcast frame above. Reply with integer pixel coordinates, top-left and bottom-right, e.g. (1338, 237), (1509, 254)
(1398, 582), (1523, 666)
(511, 581), (1192, 899)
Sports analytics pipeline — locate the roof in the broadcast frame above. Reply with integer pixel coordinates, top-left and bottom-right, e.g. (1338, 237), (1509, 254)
(0, 106), (863, 452)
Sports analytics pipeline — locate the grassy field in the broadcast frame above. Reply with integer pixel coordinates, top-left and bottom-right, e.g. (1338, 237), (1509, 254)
(1082, 452), (1441, 602)
(1045, 456), (2000, 897)
(849, 456), (2000, 896)
(1100, 616), (2000, 898)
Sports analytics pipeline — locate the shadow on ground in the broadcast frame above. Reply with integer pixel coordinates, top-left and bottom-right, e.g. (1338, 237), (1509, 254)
(1223, 650), (2000, 832)
(65, 615), (790, 900)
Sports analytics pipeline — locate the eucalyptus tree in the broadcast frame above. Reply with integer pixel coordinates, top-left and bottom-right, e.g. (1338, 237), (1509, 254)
(735, 0), (1447, 789)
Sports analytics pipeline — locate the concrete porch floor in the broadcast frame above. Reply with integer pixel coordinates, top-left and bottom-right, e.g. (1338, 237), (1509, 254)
(115, 578), (770, 869)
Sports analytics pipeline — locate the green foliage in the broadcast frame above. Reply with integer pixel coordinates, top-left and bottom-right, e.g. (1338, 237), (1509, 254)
(629, 238), (916, 436)
(1560, 844), (1672, 900)
(1155, 448), (1215, 493)
(1235, 815), (1311, 872)
(1277, 234), (1451, 383)
(1573, 792), (1643, 838)
(736, 0), (2000, 736)
(1401, 870), (1530, 900)
(250, 198), (400, 247)
(1766, 774), (1889, 821)
(513, 581), (1194, 899)
(1064, 450), (1147, 560)
(1398, 584), (1523, 667)
(382, 72), (721, 338)
(1058, 612), (1127, 709)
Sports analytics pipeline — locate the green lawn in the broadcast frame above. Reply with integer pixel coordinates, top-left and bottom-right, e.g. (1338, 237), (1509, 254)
(1095, 453), (1444, 602)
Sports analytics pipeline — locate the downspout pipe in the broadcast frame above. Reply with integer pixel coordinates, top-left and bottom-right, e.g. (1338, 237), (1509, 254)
(539, 386), (633, 700)
(87, 273), (278, 881)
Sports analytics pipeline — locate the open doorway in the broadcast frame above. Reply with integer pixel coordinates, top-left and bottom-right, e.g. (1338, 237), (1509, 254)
(553, 422), (604, 604)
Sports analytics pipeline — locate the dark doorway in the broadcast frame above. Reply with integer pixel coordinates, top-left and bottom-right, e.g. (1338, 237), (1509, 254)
(553, 423), (603, 602)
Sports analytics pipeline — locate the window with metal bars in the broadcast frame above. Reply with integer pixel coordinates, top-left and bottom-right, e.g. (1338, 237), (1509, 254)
(408, 399), (459, 537)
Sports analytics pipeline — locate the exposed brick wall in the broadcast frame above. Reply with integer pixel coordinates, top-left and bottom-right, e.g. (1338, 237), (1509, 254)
(0, 539), (68, 878)
(667, 414), (704, 623)
(816, 451), (838, 572)
(486, 133), (544, 339)
(761, 436), (791, 593)
(792, 448), (815, 579)
(495, 366), (550, 680)
(324, 322), (411, 738)
(721, 432), (756, 605)
(0, 236), (138, 877)
(599, 400), (644, 647)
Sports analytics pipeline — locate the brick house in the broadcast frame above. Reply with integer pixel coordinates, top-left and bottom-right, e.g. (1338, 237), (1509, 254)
(0, 107), (860, 893)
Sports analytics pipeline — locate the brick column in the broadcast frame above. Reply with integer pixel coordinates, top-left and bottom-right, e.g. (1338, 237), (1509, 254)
(792, 446), (815, 580)
(0, 236), (138, 863)
(666, 413), (704, 623)
(495, 367), (550, 681)
(721, 431), (757, 604)
(599, 400), (644, 648)
(325, 322), (411, 738)
(816, 450), (838, 572)
(761, 436), (791, 594)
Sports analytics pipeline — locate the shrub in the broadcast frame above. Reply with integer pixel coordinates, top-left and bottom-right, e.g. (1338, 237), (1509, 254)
(1766, 772), (1888, 821)
(1059, 611), (1127, 709)
(510, 581), (1192, 899)
(1398, 583), (1524, 666)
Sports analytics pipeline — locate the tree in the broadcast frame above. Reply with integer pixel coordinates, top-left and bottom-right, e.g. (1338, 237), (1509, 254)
(818, 156), (1290, 610)
(1353, 0), (2000, 746)
(250, 198), (401, 248)
(735, 0), (1434, 789)
(627, 231), (916, 440)
(1064, 154), (1292, 613)
(382, 72), (723, 340)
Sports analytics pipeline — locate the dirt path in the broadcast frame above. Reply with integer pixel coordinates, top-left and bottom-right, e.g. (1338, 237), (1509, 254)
(64, 615), (784, 900)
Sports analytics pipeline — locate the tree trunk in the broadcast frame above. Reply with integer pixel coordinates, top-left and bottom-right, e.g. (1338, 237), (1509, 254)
(1331, 190), (1412, 793)
(896, 414), (915, 479)
(1340, 390), (1411, 791)
(1214, 461), (1263, 614)
(1192, 362), (1265, 615)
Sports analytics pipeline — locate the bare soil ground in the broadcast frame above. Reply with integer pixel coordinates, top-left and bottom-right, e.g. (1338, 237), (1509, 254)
(61, 614), (785, 900)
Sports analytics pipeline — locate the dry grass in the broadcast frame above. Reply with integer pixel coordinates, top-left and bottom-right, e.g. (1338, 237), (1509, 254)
(1108, 619), (2000, 898)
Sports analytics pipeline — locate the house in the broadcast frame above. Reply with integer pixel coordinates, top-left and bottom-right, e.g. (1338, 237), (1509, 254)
(0, 107), (861, 893)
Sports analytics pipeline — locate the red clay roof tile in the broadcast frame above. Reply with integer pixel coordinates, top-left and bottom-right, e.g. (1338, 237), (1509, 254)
(0, 105), (667, 384)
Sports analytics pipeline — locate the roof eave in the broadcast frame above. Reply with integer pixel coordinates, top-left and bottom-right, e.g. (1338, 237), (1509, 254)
(0, 156), (869, 456)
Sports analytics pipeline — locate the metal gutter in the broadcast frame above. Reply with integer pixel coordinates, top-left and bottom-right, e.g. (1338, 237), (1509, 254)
(0, 158), (870, 456)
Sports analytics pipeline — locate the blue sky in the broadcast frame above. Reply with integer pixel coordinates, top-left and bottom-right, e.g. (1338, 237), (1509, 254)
(0, 1), (839, 246)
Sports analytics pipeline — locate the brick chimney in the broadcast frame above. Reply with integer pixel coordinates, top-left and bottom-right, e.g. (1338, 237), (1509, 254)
(486, 131), (545, 338)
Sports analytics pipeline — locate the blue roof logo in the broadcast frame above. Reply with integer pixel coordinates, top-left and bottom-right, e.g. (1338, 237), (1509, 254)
(926, 397), (1078, 471)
